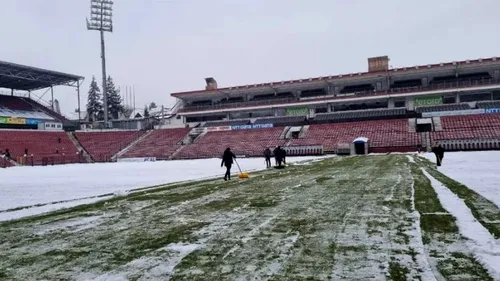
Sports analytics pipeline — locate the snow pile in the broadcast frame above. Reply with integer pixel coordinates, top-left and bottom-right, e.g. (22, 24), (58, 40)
(421, 151), (500, 208)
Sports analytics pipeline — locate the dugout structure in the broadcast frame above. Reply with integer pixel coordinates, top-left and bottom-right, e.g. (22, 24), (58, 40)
(0, 60), (85, 123)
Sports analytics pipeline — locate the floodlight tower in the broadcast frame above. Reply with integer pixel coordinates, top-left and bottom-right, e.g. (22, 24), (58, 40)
(86, 0), (113, 127)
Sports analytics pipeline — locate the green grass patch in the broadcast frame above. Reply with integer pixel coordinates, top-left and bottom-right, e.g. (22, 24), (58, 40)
(388, 260), (410, 281)
(113, 221), (208, 264)
(315, 176), (332, 184)
(437, 252), (493, 281)
(202, 197), (245, 211)
(248, 197), (278, 208)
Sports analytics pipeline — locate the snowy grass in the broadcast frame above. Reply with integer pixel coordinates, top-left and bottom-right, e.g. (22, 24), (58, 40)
(416, 155), (500, 239)
(0, 156), (322, 221)
(1, 154), (500, 280)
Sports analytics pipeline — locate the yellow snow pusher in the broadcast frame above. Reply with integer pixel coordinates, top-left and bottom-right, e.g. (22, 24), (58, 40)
(235, 160), (249, 179)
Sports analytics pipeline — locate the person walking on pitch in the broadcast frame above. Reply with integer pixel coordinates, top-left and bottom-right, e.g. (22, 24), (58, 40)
(264, 147), (272, 168)
(221, 147), (236, 181)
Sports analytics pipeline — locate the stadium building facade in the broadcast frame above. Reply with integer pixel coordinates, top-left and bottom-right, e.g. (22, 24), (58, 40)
(171, 56), (500, 125)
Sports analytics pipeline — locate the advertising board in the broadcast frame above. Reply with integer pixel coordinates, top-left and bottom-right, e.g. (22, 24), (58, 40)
(285, 107), (308, 116)
(421, 109), (485, 118)
(485, 108), (500, 114)
(7, 117), (26, 125)
(117, 157), (157, 162)
(231, 123), (273, 130)
(26, 119), (41, 125)
(206, 126), (232, 132)
(414, 95), (443, 107)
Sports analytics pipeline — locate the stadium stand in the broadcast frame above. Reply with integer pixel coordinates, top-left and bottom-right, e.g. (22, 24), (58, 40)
(314, 108), (407, 123)
(175, 127), (286, 159)
(290, 119), (420, 152)
(415, 103), (471, 113)
(0, 95), (33, 111)
(0, 130), (79, 165)
(121, 128), (190, 159)
(431, 114), (500, 141)
(204, 119), (251, 127)
(75, 130), (146, 162)
(22, 97), (70, 122)
(253, 116), (306, 126)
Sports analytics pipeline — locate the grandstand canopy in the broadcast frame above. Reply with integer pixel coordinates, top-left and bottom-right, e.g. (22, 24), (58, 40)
(0, 60), (84, 91)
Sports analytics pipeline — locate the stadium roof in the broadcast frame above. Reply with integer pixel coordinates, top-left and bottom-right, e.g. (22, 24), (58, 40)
(0, 60), (84, 91)
(171, 56), (499, 98)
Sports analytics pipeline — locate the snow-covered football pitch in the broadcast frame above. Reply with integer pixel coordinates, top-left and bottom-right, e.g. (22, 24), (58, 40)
(1, 152), (500, 281)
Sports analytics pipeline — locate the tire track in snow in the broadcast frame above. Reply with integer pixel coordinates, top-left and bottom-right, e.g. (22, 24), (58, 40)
(422, 168), (500, 280)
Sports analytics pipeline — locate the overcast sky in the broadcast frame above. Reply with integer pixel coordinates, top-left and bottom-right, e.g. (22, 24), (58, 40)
(1, 0), (499, 117)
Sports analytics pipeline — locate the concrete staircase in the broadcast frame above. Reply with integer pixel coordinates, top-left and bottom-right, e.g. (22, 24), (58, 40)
(298, 125), (310, 138)
(169, 145), (187, 160)
(189, 128), (207, 144)
(432, 117), (442, 131)
(279, 127), (291, 139)
(408, 118), (416, 133)
(422, 132), (432, 152)
(67, 132), (93, 163)
(112, 130), (154, 160)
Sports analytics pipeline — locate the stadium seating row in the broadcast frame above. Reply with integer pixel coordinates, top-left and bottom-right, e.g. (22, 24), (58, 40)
(314, 108), (407, 122)
(415, 103), (471, 113)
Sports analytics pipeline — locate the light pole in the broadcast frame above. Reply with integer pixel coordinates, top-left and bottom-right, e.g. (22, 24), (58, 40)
(87, 0), (113, 127)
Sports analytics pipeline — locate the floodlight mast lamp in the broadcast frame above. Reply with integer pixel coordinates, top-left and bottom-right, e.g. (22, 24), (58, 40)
(86, 0), (113, 127)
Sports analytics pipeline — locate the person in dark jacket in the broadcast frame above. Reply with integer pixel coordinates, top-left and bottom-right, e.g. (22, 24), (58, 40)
(221, 147), (236, 181)
(264, 148), (272, 168)
(281, 147), (287, 165)
(5, 149), (10, 160)
(273, 146), (281, 167)
(274, 146), (287, 167)
(432, 142), (445, 166)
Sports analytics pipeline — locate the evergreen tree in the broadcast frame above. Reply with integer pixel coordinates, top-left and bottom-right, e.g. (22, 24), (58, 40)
(144, 105), (150, 117)
(149, 102), (157, 110)
(106, 76), (123, 119)
(86, 76), (102, 122)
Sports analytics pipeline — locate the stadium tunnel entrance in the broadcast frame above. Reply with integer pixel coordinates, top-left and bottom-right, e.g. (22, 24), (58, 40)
(352, 137), (369, 155)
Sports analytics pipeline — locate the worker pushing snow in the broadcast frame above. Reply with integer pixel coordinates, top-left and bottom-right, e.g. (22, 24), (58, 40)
(221, 147), (236, 181)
